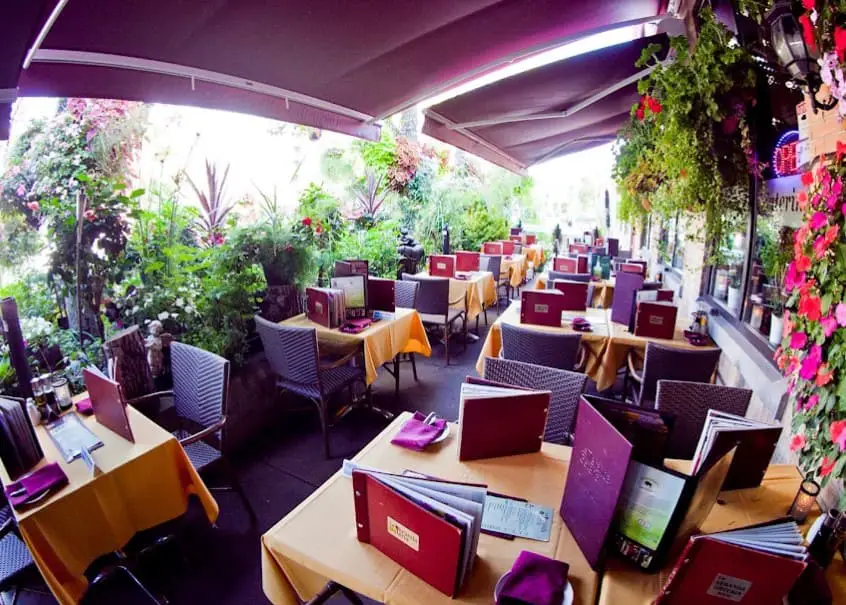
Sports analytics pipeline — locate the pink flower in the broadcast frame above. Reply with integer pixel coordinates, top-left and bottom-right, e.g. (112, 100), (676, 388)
(83, 209), (97, 222)
(790, 332), (808, 350)
(813, 234), (829, 258)
(820, 457), (836, 477)
(805, 394), (819, 410)
(831, 420), (846, 451)
(822, 314), (838, 337)
(26, 201), (40, 212)
(837, 303), (846, 327)
(827, 193), (839, 210)
(785, 263), (806, 293)
(799, 344), (823, 380)
(15, 184), (25, 197)
(790, 433), (807, 452)
(811, 211), (828, 230)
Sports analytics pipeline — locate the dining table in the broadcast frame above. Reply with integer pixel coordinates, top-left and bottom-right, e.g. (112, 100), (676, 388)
(280, 308), (432, 385)
(414, 270), (496, 325)
(0, 402), (218, 604)
(500, 253), (528, 289)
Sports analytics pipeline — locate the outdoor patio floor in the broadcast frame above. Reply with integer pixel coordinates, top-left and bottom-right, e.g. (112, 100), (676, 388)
(14, 281), (609, 605)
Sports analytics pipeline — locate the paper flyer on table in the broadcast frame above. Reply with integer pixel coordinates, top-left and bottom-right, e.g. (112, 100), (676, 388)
(482, 495), (553, 542)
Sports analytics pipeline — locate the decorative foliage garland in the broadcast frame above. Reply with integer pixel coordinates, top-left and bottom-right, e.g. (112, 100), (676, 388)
(612, 9), (758, 248)
(776, 146), (846, 498)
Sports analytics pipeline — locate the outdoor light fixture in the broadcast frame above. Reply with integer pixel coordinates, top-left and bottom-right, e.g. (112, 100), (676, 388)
(766, 0), (838, 112)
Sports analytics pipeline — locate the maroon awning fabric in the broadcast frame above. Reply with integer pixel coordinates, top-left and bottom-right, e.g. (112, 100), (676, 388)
(0, 1), (49, 139)
(5, 0), (664, 141)
(422, 34), (670, 173)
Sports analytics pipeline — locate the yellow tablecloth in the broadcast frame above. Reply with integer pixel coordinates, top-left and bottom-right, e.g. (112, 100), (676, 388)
(415, 271), (496, 323)
(0, 406), (218, 604)
(261, 412), (599, 605)
(475, 303), (609, 382)
(536, 274), (615, 309)
(598, 464), (846, 604)
(281, 308), (432, 385)
(593, 319), (718, 392)
(502, 254), (527, 288)
(525, 245), (545, 268)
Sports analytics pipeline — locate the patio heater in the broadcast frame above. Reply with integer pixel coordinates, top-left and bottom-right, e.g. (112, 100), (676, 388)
(766, 0), (837, 113)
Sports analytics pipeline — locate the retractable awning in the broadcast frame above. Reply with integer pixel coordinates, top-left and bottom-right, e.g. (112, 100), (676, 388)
(422, 33), (671, 174)
(3, 0), (667, 141)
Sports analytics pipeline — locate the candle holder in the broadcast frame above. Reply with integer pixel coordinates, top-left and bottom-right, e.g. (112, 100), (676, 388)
(789, 478), (820, 523)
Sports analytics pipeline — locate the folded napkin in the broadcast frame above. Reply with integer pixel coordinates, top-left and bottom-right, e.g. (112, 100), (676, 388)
(4, 462), (68, 509)
(339, 318), (373, 334)
(76, 397), (93, 415)
(498, 550), (569, 605)
(390, 412), (447, 451)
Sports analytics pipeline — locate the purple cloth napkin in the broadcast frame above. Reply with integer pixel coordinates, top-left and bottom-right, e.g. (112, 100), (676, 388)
(390, 412), (447, 451)
(4, 462), (68, 509)
(498, 550), (569, 605)
(571, 317), (592, 333)
(683, 330), (708, 346)
(76, 397), (93, 415)
(339, 318), (373, 334)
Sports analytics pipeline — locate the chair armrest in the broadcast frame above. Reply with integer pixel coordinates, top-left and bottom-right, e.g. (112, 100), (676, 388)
(627, 351), (643, 384)
(178, 417), (227, 446)
(0, 515), (15, 541)
(319, 349), (359, 371)
(575, 345), (587, 372)
(126, 390), (174, 406)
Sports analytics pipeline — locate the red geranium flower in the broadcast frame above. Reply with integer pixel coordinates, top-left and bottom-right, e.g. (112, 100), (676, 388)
(824, 224), (840, 247)
(831, 420), (846, 451)
(789, 433), (807, 452)
(837, 140), (846, 164)
(802, 0), (815, 10)
(801, 171), (815, 187)
(817, 364), (834, 386)
(795, 254), (812, 273)
(799, 292), (822, 321)
(302, 217), (312, 227)
(635, 106), (645, 121)
(820, 456), (836, 478)
(836, 27), (846, 62)
(799, 14), (817, 51)
(646, 96), (662, 114)
(797, 190), (809, 210)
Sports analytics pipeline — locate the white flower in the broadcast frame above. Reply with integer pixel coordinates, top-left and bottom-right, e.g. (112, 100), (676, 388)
(170, 313), (179, 319)
(175, 298), (185, 307)
(157, 312), (169, 321)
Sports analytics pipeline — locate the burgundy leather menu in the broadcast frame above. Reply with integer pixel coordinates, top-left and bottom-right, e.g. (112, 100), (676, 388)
(576, 254), (589, 274)
(621, 262), (646, 275)
(367, 278), (396, 313)
(499, 240), (516, 255)
(526, 234), (537, 245)
(569, 243), (589, 254)
(347, 259), (369, 275)
(353, 472), (465, 596)
(429, 254), (456, 278)
(560, 397), (634, 570)
(550, 280), (588, 311)
(306, 287), (331, 327)
(607, 238), (619, 257)
(520, 290), (564, 327)
(83, 368), (134, 443)
(610, 272), (645, 326)
(455, 251), (480, 272)
(457, 377), (550, 461)
(509, 235), (523, 244)
(656, 289), (674, 302)
(510, 227), (522, 236)
(482, 242), (503, 255)
(656, 525), (806, 605)
(553, 257), (578, 272)
(634, 301), (678, 339)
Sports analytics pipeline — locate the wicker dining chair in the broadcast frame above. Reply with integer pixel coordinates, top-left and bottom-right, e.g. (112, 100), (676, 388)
(480, 254), (505, 319)
(402, 273), (466, 366)
(0, 502), (40, 605)
(129, 342), (256, 523)
(483, 356), (588, 445)
(255, 317), (369, 458)
(386, 280), (420, 396)
(655, 380), (752, 459)
(500, 323), (584, 371)
(627, 342), (722, 408)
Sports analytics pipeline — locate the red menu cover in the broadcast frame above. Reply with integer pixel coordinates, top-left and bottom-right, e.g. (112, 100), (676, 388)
(520, 290), (564, 327)
(621, 262), (645, 275)
(526, 234), (536, 245)
(570, 243), (589, 254)
(429, 255), (456, 278)
(499, 240), (515, 255)
(306, 287), (331, 327)
(550, 280), (588, 311)
(455, 251), (480, 272)
(576, 254), (589, 274)
(83, 368), (134, 442)
(553, 257), (578, 272)
(347, 259), (369, 275)
(656, 536), (806, 605)
(367, 278), (396, 313)
(482, 242), (503, 255)
(352, 472), (464, 596)
(457, 377), (550, 461)
(509, 235), (523, 244)
(634, 301), (678, 339)
(656, 289), (674, 302)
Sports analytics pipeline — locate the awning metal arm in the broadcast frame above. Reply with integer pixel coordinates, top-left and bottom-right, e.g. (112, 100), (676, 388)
(448, 59), (671, 130)
(23, 0), (70, 69)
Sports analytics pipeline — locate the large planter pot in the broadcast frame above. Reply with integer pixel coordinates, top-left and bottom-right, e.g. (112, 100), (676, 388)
(727, 286), (742, 312)
(769, 314), (784, 347)
(259, 283), (302, 322)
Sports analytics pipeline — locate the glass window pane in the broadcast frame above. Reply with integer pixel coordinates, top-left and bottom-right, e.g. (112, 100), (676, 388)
(710, 186), (751, 317)
(743, 175), (802, 346)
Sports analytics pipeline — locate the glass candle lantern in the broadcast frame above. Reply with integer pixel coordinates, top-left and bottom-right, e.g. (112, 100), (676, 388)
(51, 375), (72, 411)
(789, 479), (820, 523)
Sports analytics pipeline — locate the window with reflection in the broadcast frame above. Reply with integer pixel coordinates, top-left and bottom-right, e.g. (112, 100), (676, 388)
(710, 187), (751, 317)
(743, 175), (801, 347)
